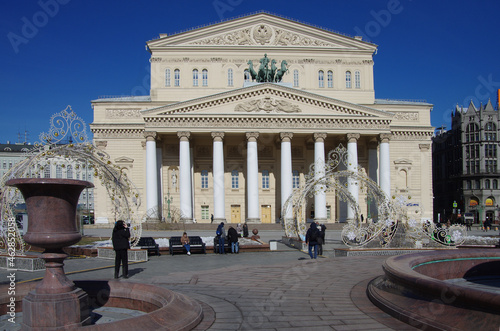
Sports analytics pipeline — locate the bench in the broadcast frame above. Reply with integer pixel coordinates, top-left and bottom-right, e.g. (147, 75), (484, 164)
(213, 236), (231, 253)
(136, 237), (160, 256)
(169, 236), (206, 255)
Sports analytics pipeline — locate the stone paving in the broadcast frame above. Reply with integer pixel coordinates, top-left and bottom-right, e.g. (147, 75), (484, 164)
(2, 226), (496, 330)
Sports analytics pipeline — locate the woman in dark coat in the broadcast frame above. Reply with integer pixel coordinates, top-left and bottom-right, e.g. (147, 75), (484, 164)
(227, 226), (239, 253)
(112, 220), (130, 278)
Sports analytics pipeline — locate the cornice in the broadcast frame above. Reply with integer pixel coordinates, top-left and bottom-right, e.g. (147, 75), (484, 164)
(143, 83), (391, 118)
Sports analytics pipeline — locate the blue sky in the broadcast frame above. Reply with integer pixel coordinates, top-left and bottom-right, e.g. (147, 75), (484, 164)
(1, 0), (499, 144)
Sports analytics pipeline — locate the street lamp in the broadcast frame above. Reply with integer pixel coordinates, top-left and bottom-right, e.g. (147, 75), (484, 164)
(165, 191), (173, 222)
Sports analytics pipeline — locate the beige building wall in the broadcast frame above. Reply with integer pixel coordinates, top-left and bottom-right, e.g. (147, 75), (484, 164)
(90, 13), (434, 225)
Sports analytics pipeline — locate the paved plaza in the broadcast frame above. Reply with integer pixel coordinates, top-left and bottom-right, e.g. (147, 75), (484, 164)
(1, 227), (497, 330)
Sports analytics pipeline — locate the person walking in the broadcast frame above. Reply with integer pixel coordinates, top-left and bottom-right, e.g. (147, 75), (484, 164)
(317, 223), (327, 256)
(181, 232), (191, 255)
(227, 226), (239, 253)
(216, 222), (226, 254)
(112, 220), (130, 279)
(305, 222), (320, 259)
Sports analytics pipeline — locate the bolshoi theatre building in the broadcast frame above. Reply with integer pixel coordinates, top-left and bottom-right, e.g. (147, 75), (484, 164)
(90, 12), (434, 225)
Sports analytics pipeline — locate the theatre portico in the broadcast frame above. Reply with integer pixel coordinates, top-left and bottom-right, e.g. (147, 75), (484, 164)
(90, 12), (433, 226)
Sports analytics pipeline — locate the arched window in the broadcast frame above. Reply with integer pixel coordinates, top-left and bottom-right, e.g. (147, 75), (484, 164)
(493, 179), (498, 189)
(355, 70), (361, 89)
(44, 166), (51, 178)
(262, 170), (269, 189)
(292, 170), (300, 188)
(174, 69), (180, 86)
(327, 70), (333, 88)
(485, 179), (491, 189)
(202, 69), (208, 86)
(201, 170), (208, 189)
(244, 70), (251, 82)
(466, 123), (479, 142)
(56, 165), (63, 179)
(318, 70), (324, 88)
(227, 68), (233, 86)
(67, 165), (73, 179)
(192, 69), (199, 86)
(346, 71), (352, 88)
(293, 69), (299, 87)
(231, 170), (239, 189)
(165, 69), (171, 87)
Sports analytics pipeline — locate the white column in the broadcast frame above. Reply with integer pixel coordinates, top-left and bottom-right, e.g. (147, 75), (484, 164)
(212, 132), (226, 223)
(145, 131), (158, 214)
(314, 133), (327, 222)
(419, 143), (432, 221)
(178, 131), (193, 222)
(379, 133), (391, 199)
(246, 132), (260, 223)
(281, 132), (293, 220)
(368, 140), (379, 220)
(347, 133), (360, 221)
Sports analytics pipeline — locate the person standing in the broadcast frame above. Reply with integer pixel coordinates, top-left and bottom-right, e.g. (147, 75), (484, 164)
(305, 222), (320, 259)
(181, 232), (191, 255)
(227, 226), (239, 253)
(317, 222), (327, 256)
(216, 222), (226, 254)
(112, 220), (130, 279)
(242, 222), (249, 237)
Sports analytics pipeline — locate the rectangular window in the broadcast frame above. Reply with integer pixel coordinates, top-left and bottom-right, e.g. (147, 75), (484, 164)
(293, 70), (299, 87)
(165, 69), (171, 87)
(201, 206), (209, 220)
(2, 162), (6, 169)
(355, 71), (361, 89)
(44, 167), (51, 178)
(231, 170), (239, 189)
(201, 170), (208, 189)
(228, 69), (233, 86)
(326, 206), (331, 220)
(292, 170), (300, 189)
(262, 170), (269, 189)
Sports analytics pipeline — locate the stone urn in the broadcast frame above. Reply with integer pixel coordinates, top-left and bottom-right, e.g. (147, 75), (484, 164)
(6, 178), (94, 329)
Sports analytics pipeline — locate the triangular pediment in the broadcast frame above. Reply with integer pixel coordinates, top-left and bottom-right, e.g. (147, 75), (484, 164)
(142, 83), (392, 120)
(147, 12), (376, 51)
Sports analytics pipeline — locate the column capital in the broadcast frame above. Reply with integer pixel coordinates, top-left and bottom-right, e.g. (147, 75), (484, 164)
(211, 132), (225, 141)
(313, 133), (327, 142)
(379, 133), (392, 143)
(347, 133), (360, 143)
(246, 132), (259, 142)
(177, 131), (191, 141)
(280, 132), (293, 142)
(144, 131), (157, 141)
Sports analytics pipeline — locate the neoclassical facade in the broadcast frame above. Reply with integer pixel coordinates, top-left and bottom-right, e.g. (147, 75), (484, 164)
(90, 13), (434, 225)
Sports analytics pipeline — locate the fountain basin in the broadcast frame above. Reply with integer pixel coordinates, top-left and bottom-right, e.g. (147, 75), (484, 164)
(0, 280), (203, 330)
(368, 249), (500, 330)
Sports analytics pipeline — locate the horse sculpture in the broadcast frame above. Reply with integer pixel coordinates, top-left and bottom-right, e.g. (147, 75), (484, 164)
(274, 60), (288, 82)
(247, 60), (257, 81)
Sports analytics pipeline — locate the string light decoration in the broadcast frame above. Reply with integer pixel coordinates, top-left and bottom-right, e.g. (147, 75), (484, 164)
(0, 106), (142, 255)
(282, 144), (466, 248)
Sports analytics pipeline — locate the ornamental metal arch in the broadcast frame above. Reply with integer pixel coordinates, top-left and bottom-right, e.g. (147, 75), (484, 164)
(0, 106), (143, 255)
(281, 144), (466, 248)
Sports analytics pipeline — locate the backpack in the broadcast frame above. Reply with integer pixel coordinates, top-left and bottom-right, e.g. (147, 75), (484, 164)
(309, 228), (319, 242)
(216, 228), (221, 236)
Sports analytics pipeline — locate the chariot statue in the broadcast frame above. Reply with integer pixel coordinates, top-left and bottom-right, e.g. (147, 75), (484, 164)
(247, 54), (288, 83)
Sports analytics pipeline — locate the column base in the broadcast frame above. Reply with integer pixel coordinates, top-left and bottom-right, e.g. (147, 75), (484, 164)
(314, 217), (328, 223)
(181, 218), (194, 224)
(213, 218), (226, 224)
(22, 287), (90, 329)
(246, 218), (260, 224)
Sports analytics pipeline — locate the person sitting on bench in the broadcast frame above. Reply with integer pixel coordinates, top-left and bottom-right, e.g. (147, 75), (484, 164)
(181, 232), (191, 255)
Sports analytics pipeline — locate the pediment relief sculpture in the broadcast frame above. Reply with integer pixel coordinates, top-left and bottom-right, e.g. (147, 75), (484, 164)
(190, 24), (339, 48)
(235, 97), (301, 113)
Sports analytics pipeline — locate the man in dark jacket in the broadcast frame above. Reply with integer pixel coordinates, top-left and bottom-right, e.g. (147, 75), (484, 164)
(112, 220), (130, 278)
(305, 222), (319, 259)
(216, 222), (226, 254)
(227, 226), (239, 253)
